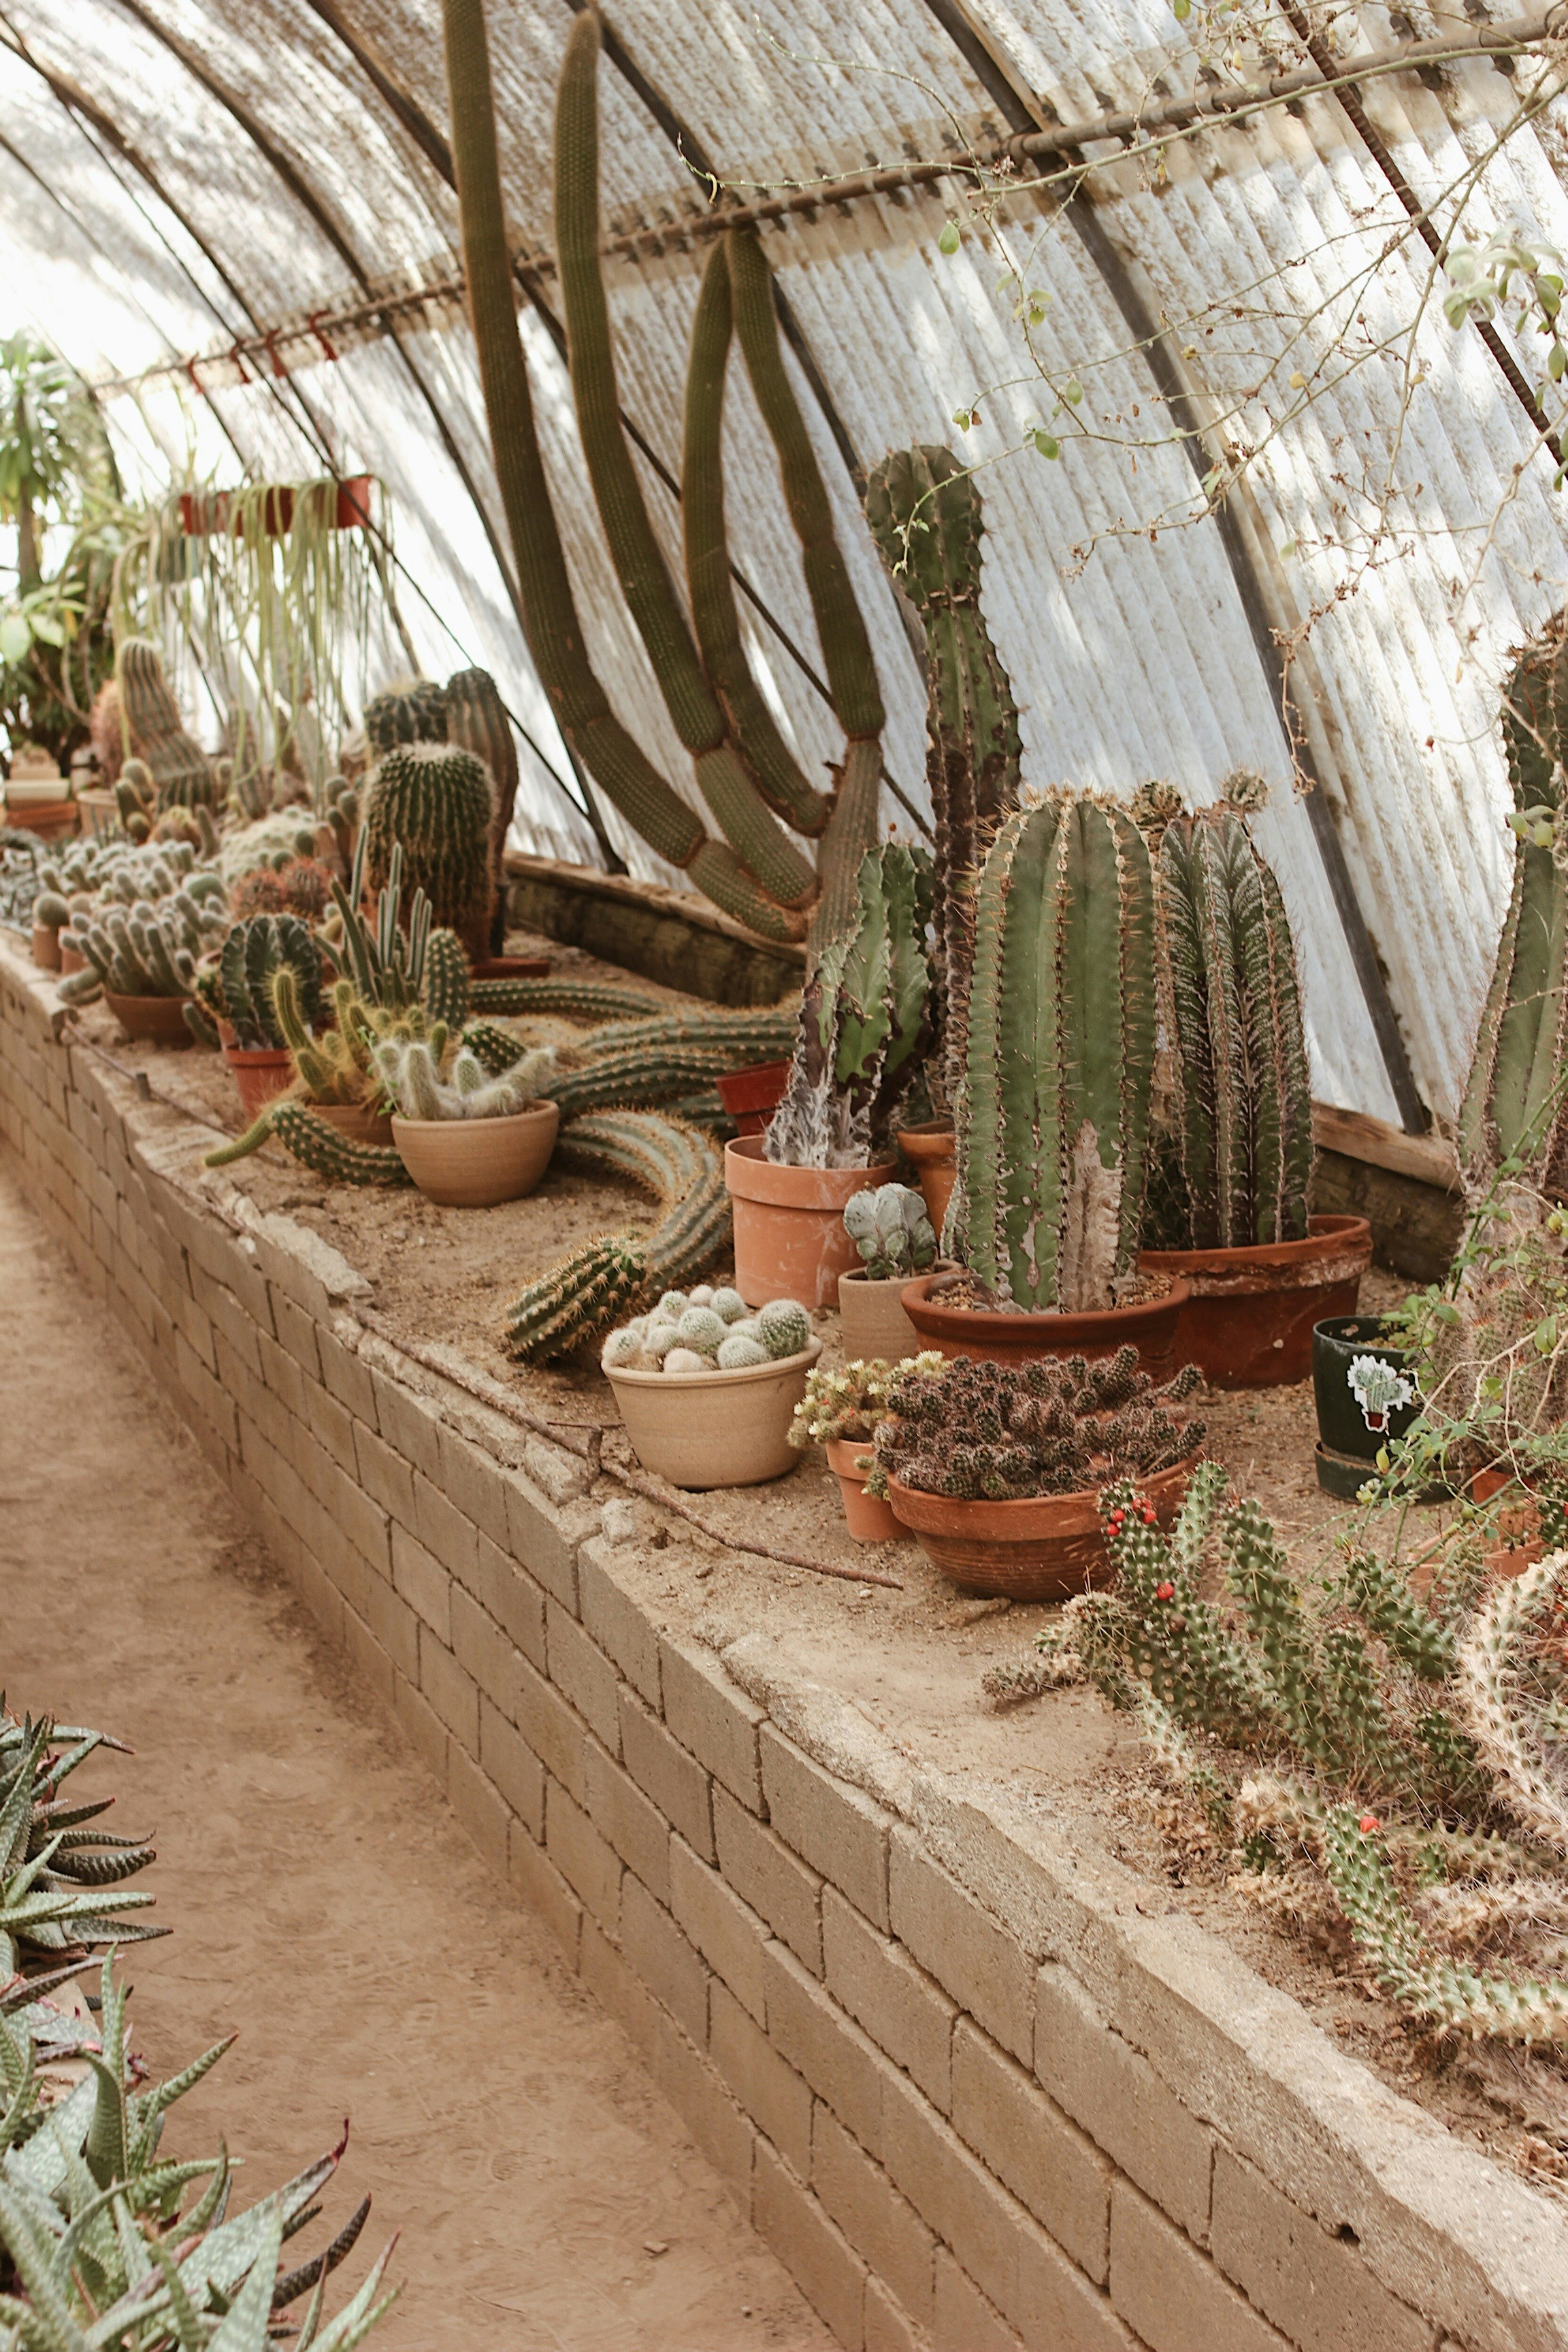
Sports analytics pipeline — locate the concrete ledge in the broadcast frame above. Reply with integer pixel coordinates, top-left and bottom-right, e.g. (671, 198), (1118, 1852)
(4, 930), (1565, 2352)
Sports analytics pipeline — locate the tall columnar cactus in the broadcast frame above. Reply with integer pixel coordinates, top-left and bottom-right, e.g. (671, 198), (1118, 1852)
(864, 446), (1021, 1111)
(365, 676), (449, 753)
(766, 844), (932, 1169)
(1459, 619), (1568, 1195)
(956, 795), (1157, 1312)
(1147, 806), (1313, 1250)
(361, 742), (497, 960)
(445, 666), (520, 953)
(115, 638), (216, 808)
(440, 0), (885, 951)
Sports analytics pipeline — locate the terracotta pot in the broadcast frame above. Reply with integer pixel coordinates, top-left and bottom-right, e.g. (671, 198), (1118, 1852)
(313, 1101), (395, 1147)
(606, 1340), (823, 1490)
(900, 1273), (1191, 1382)
(897, 1121), (956, 1237)
(4, 797), (78, 840)
(825, 1436), (902, 1541)
(391, 1100), (559, 1207)
(716, 1058), (790, 1139)
(725, 1137), (897, 1308)
(102, 990), (194, 1045)
(224, 1044), (295, 1121)
(31, 924), (61, 971)
(837, 1266), (939, 1365)
(59, 942), (85, 975)
(1137, 1215), (1373, 1388)
(470, 955), (551, 981)
(888, 1452), (1200, 1601)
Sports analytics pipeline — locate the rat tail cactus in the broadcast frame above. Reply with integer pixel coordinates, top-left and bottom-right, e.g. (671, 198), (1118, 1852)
(954, 793), (1157, 1311)
(1147, 804), (1313, 1250)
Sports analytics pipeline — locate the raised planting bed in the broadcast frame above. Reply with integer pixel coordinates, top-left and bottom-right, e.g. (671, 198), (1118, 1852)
(5, 921), (1568, 2352)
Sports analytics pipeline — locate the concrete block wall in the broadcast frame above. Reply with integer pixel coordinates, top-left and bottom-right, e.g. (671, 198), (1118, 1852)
(5, 937), (1567, 2352)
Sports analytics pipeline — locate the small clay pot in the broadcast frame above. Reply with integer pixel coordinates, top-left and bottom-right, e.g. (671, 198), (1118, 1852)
(887, 1452), (1200, 1602)
(470, 955), (551, 981)
(824, 1436), (901, 1542)
(31, 923), (61, 971)
(1138, 1215), (1373, 1388)
(59, 942), (86, 976)
(391, 1100), (559, 1207)
(897, 1121), (956, 1237)
(606, 1341), (823, 1490)
(717, 1058), (790, 1139)
(224, 1044), (295, 1122)
(725, 1137), (897, 1309)
(313, 1101), (395, 1147)
(102, 990), (194, 1046)
(838, 1266), (943, 1365)
(900, 1272), (1190, 1382)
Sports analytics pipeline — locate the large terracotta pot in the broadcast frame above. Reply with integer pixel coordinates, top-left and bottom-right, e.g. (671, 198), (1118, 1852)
(103, 990), (194, 1045)
(837, 1267), (929, 1365)
(888, 1452), (1200, 1601)
(824, 1436), (902, 1541)
(392, 1101), (559, 1207)
(606, 1341), (822, 1489)
(900, 1273), (1190, 1382)
(1138, 1214), (1373, 1388)
(717, 1058), (790, 1139)
(314, 1101), (395, 1147)
(725, 1137), (897, 1308)
(224, 1044), (295, 1121)
(897, 1122), (956, 1237)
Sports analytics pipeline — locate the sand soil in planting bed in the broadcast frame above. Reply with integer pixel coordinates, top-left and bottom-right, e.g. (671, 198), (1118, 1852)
(54, 927), (1568, 2193)
(0, 1160), (832, 2350)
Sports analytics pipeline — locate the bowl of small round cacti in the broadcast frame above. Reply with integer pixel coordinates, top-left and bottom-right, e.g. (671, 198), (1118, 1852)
(600, 1288), (821, 1489)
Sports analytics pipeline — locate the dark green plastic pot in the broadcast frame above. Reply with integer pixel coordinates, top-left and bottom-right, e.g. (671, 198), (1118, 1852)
(1311, 1316), (1420, 1462)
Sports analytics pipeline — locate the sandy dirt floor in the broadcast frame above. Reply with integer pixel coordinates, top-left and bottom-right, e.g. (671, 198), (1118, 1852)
(0, 1158), (832, 2351)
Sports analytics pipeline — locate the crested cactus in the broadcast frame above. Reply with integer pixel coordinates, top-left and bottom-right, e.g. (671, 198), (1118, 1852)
(843, 1182), (936, 1280)
(115, 637), (216, 807)
(954, 794), (1157, 1311)
(361, 741), (497, 959)
(1146, 805), (1313, 1250)
(864, 446), (1021, 1109)
(1459, 617), (1568, 1195)
(192, 913), (324, 1049)
(445, 666), (520, 953)
(365, 675), (449, 751)
(766, 844), (932, 1169)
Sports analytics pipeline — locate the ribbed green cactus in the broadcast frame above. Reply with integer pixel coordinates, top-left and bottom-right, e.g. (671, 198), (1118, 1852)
(328, 838), (472, 1027)
(956, 795), (1157, 1311)
(445, 666), (520, 953)
(1459, 620), (1568, 1194)
(766, 845), (932, 1169)
(365, 676), (448, 752)
(504, 1111), (729, 1358)
(116, 638), (216, 807)
(58, 883), (229, 1004)
(543, 1001), (797, 1117)
(193, 913), (324, 1049)
(469, 974), (662, 1022)
(361, 742), (496, 959)
(1147, 806), (1313, 1250)
(864, 447), (1021, 1111)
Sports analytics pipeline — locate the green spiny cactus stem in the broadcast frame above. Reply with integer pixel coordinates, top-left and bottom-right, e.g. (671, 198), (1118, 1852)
(766, 843), (932, 1169)
(115, 637), (216, 808)
(956, 794), (1157, 1312)
(864, 446), (1020, 1110)
(468, 974), (662, 1022)
(541, 1001), (798, 1118)
(327, 838), (470, 1025)
(361, 741), (497, 958)
(445, 666), (520, 953)
(58, 885), (229, 1005)
(248, 1099), (410, 1185)
(1147, 806), (1313, 1250)
(505, 1232), (649, 1360)
(1460, 616), (1568, 1194)
(194, 913), (324, 1050)
(365, 676), (449, 753)
(425, 921), (474, 1028)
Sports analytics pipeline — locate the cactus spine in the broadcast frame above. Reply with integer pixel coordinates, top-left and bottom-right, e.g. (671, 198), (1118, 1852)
(1148, 807), (1313, 1250)
(956, 795), (1157, 1311)
(444, 666), (520, 953)
(361, 742), (496, 960)
(864, 446), (1021, 1110)
(1459, 621), (1568, 1194)
(115, 638), (216, 807)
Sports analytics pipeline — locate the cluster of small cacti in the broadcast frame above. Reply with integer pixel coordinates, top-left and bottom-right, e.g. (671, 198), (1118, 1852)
(843, 1183), (935, 1280)
(1009, 1463), (1568, 2046)
(789, 1353), (945, 1448)
(230, 849), (335, 921)
(54, 842), (229, 1004)
(601, 1288), (810, 1375)
(189, 911), (324, 1048)
(115, 636), (217, 806)
(374, 1034), (555, 1122)
(1145, 803), (1313, 1251)
(361, 740), (496, 958)
(324, 836), (472, 1027)
(868, 1347), (1203, 1502)
(205, 975), (436, 1175)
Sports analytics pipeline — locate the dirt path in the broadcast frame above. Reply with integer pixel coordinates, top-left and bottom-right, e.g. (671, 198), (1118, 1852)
(0, 1160), (830, 2351)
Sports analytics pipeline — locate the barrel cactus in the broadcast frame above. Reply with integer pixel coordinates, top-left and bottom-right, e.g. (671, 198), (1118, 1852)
(1145, 804), (1313, 1250)
(365, 675), (449, 752)
(953, 793), (1157, 1313)
(361, 742), (496, 959)
(444, 666), (519, 953)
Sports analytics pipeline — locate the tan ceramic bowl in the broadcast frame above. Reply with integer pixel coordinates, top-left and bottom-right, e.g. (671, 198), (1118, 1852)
(606, 1339), (822, 1490)
(391, 1100), (559, 1207)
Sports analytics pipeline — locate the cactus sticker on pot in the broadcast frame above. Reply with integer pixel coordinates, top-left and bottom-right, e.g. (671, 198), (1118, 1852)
(1347, 1354), (1417, 1433)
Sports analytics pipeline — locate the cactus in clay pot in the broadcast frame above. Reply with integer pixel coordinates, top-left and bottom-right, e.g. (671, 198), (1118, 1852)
(1145, 804), (1313, 1250)
(843, 1181), (936, 1280)
(361, 741), (497, 959)
(953, 793), (1157, 1312)
(115, 637), (217, 806)
(864, 445), (1021, 1111)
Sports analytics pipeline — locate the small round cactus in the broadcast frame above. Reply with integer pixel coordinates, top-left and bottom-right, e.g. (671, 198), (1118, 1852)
(717, 1334), (770, 1369)
(677, 1307), (729, 1354)
(710, 1287), (748, 1324)
(600, 1327), (644, 1370)
(688, 1284), (715, 1308)
(656, 1289), (690, 1321)
(757, 1298), (811, 1360)
(645, 1322), (683, 1361)
(664, 1347), (708, 1374)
